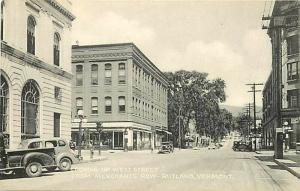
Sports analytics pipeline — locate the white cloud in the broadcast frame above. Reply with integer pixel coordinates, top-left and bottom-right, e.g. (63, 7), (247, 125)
(72, 11), (156, 49)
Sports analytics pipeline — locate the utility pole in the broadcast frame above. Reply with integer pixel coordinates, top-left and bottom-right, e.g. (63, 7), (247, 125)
(244, 103), (253, 141)
(247, 83), (263, 151)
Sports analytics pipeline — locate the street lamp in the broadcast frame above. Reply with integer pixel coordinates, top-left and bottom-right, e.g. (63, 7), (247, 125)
(77, 110), (84, 157)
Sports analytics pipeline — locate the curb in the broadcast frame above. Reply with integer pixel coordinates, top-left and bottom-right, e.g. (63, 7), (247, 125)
(274, 159), (300, 179)
(78, 157), (108, 164)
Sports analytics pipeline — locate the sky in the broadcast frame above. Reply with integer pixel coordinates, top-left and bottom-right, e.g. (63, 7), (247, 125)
(70, 0), (273, 107)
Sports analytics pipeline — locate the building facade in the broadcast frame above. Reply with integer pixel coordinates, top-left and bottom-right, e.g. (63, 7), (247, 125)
(262, 0), (300, 150)
(0, 0), (75, 149)
(71, 43), (169, 150)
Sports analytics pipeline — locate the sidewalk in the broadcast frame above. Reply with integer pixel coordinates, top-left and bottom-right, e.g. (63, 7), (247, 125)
(78, 149), (108, 163)
(255, 149), (300, 179)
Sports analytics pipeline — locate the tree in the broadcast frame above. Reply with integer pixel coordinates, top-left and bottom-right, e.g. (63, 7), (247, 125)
(165, 70), (231, 147)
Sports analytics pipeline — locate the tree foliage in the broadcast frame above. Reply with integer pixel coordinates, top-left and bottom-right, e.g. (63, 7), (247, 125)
(165, 70), (233, 147)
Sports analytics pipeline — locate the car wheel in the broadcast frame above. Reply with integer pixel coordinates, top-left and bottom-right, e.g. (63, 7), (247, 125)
(46, 166), (57, 172)
(59, 158), (72, 171)
(25, 162), (42, 178)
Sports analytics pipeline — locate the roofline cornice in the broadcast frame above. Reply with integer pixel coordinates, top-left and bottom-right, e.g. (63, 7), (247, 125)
(45, 0), (75, 21)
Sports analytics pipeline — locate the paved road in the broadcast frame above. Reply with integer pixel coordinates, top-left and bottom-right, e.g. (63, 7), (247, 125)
(1, 138), (300, 191)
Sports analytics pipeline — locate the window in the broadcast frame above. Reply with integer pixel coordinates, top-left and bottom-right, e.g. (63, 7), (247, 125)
(54, 86), (62, 102)
(76, 65), (83, 86)
(54, 113), (60, 137)
(1, 0), (4, 41)
(53, 33), (60, 66)
(45, 141), (57, 147)
(28, 141), (42, 149)
(118, 96), (126, 113)
(285, 9), (298, 28)
(27, 16), (36, 55)
(58, 140), (66, 147)
(21, 80), (39, 139)
(105, 64), (112, 85)
(76, 97), (83, 113)
(287, 89), (299, 108)
(105, 97), (112, 113)
(287, 62), (298, 81)
(118, 63), (126, 84)
(91, 97), (98, 114)
(0, 73), (9, 134)
(91, 64), (98, 85)
(287, 35), (299, 56)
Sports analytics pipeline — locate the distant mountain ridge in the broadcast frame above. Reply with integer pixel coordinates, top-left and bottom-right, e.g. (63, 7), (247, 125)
(219, 104), (262, 117)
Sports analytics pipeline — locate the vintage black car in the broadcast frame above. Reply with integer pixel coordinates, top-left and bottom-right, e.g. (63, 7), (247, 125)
(0, 133), (56, 178)
(232, 141), (252, 152)
(158, 142), (174, 154)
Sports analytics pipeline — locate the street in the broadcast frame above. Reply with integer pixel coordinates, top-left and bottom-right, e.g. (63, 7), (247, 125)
(1, 138), (300, 191)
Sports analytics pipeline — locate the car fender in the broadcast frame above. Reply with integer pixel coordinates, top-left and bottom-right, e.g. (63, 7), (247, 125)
(22, 152), (55, 167)
(56, 153), (78, 164)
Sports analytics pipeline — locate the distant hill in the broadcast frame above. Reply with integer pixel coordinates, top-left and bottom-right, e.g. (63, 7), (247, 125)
(220, 104), (262, 118)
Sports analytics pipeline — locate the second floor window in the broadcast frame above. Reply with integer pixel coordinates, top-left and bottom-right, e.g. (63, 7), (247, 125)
(91, 64), (98, 85)
(76, 97), (83, 113)
(287, 89), (299, 108)
(118, 96), (125, 113)
(53, 33), (60, 66)
(105, 64), (112, 85)
(118, 63), (126, 84)
(27, 16), (36, 55)
(287, 62), (298, 81)
(105, 97), (112, 113)
(76, 65), (83, 86)
(91, 97), (98, 114)
(287, 35), (299, 56)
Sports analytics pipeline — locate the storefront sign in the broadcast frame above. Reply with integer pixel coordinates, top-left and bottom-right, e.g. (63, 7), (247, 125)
(276, 128), (283, 132)
(291, 118), (300, 124)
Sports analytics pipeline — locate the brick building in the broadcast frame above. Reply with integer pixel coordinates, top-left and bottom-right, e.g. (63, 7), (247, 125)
(0, 0), (75, 148)
(262, 0), (300, 150)
(71, 43), (170, 150)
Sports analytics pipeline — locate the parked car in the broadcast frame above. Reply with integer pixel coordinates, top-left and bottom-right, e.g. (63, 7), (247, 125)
(158, 142), (174, 154)
(0, 133), (56, 178)
(18, 138), (80, 171)
(232, 141), (251, 152)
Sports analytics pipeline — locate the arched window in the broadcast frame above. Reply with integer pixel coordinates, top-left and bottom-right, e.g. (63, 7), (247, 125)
(1, 0), (4, 41)
(21, 80), (40, 139)
(0, 72), (9, 134)
(27, 16), (36, 55)
(91, 64), (98, 85)
(53, 32), (60, 66)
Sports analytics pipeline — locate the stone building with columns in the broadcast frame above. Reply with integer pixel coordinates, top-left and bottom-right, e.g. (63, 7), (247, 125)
(0, 0), (75, 149)
(71, 43), (170, 150)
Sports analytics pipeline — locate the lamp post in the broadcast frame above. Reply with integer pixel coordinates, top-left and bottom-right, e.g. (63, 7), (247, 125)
(77, 110), (84, 157)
